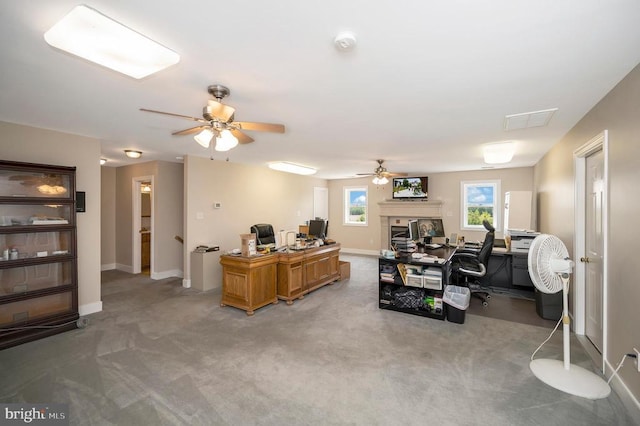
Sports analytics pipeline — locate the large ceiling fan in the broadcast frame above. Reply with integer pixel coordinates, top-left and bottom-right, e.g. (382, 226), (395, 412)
(140, 84), (285, 152)
(357, 160), (407, 184)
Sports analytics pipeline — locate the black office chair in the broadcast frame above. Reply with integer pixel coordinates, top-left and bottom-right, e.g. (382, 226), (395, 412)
(250, 224), (276, 246)
(450, 220), (495, 307)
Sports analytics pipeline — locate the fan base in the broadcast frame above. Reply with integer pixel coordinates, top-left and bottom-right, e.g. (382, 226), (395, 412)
(530, 358), (610, 400)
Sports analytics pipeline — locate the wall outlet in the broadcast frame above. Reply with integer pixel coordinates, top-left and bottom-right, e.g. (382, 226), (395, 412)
(635, 348), (640, 372)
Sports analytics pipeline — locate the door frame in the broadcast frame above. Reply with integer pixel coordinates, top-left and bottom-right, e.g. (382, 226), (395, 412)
(132, 176), (154, 275)
(573, 130), (608, 371)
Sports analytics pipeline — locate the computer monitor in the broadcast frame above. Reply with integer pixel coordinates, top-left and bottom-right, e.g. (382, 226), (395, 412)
(308, 219), (327, 239)
(418, 218), (445, 243)
(408, 219), (419, 242)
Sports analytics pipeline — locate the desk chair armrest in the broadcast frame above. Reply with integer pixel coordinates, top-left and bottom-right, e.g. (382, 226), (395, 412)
(458, 263), (486, 277)
(451, 252), (478, 259)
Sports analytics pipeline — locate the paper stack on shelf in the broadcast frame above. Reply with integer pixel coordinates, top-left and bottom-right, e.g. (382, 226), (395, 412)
(380, 272), (396, 283)
(391, 236), (416, 254)
(30, 216), (68, 225)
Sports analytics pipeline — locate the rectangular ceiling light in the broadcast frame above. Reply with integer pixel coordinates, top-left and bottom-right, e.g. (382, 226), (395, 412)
(268, 162), (317, 176)
(504, 108), (558, 131)
(44, 5), (180, 79)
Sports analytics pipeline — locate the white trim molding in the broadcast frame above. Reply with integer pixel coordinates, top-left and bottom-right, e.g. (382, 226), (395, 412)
(79, 301), (103, 316)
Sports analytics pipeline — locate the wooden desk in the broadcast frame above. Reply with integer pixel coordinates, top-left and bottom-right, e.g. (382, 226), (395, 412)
(277, 244), (341, 304)
(219, 253), (279, 316)
(219, 243), (341, 314)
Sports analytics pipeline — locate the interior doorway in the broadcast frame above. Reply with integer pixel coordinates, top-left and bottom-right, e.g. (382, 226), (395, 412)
(132, 176), (154, 275)
(574, 131), (608, 372)
(140, 182), (152, 275)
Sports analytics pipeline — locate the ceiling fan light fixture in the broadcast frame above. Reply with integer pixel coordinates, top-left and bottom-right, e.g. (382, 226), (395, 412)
(214, 130), (239, 152)
(44, 5), (180, 79)
(124, 149), (142, 159)
(334, 32), (357, 51)
(194, 128), (214, 148)
(268, 162), (317, 176)
(372, 176), (388, 185)
(483, 141), (515, 164)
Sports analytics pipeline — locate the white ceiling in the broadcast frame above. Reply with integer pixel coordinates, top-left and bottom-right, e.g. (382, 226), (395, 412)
(1, 1), (639, 179)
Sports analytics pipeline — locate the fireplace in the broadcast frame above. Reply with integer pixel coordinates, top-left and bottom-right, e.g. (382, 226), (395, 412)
(378, 200), (443, 249)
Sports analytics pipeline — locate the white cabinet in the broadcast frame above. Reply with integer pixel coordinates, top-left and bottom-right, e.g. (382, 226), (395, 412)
(191, 251), (220, 291)
(504, 191), (533, 234)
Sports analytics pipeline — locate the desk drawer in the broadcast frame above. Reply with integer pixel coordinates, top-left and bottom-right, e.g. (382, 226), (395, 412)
(423, 276), (442, 290)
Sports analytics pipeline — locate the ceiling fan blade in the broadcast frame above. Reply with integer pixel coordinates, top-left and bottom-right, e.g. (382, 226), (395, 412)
(382, 172), (409, 177)
(234, 121), (285, 133)
(206, 100), (235, 122)
(140, 108), (208, 123)
(229, 129), (254, 144)
(172, 125), (209, 136)
(356, 173), (375, 176)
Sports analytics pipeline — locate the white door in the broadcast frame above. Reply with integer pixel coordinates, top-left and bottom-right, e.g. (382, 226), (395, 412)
(584, 148), (604, 352)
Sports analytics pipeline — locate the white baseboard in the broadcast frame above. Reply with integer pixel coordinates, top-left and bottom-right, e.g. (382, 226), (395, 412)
(79, 301), (102, 316)
(182, 278), (191, 288)
(605, 358), (640, 424)
(116, 263), (134, 274)
(151, 269), (183, 280)
(340, 248), (379, 256)
(101, 263), (116, 271)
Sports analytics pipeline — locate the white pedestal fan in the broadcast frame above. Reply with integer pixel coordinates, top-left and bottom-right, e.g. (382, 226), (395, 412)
(528, 234), (610, 399)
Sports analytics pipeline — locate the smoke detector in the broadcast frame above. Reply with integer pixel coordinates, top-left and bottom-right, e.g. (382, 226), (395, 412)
(334, 32), (357, 51)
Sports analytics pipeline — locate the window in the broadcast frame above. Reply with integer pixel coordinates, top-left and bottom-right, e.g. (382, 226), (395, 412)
(344, 186), (368, 225)
(461, 180), (500, 230)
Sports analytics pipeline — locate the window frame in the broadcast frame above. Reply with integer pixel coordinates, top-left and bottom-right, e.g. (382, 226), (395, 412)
(343, 186), (368, 226)
(460, 180), (501, 231)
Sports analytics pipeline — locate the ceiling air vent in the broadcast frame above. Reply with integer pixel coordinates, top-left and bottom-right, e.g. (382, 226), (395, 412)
(504, 108), (558, 131)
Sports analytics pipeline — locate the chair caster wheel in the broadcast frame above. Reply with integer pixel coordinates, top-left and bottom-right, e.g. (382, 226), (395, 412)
(482, 301), (489, 307)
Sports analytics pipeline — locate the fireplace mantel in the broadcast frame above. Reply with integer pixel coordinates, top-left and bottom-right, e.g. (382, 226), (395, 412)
(378, 200), (443, 249)
(378, 200), (443, 218)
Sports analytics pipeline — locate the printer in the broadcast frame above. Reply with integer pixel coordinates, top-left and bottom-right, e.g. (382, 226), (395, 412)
(508, 229), (540, 253)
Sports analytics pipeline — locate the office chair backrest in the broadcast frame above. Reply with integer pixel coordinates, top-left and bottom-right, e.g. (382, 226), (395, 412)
(250, 223), (276, 245)
(477, 220), (496, 267)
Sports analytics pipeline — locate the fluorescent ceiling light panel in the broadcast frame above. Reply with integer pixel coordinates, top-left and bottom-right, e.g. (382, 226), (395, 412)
(504, 108), (558, 131)
(268, 162), (317, 176)
(44, 5), (180, 79)
(483, 142), (515, 164)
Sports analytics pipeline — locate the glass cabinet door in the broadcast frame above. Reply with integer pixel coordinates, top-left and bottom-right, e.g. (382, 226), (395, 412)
(0, 231), (73, 259)
(0, 169), (72, 199)
(0, 261), (74, 295)
(0, 204), (72, 227)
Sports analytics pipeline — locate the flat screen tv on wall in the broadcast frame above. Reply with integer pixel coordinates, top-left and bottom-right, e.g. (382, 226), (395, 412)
(392, 177), (428, 200)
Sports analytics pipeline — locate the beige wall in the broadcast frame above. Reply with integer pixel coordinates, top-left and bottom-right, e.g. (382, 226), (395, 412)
(101, 166), (116, 269)
(329, 167), (534, 253)
(0, 121), (102, 315)
(183, 156), (327, 287)
(154, 161), (184, 275)
(534, 63), (640, 408)
(114, 161), (183, 277)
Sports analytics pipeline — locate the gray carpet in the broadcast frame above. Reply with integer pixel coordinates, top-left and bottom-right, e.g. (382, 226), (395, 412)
(0, 254), (633, 425)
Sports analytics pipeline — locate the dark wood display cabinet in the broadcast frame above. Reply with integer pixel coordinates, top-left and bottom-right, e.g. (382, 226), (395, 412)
(378, 246), (457, 321)
(0, 160), (79, 350)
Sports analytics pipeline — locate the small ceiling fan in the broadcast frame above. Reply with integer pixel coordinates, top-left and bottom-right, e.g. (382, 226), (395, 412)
(357, 160), (407, 184)
(140, 84), (285, 152)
